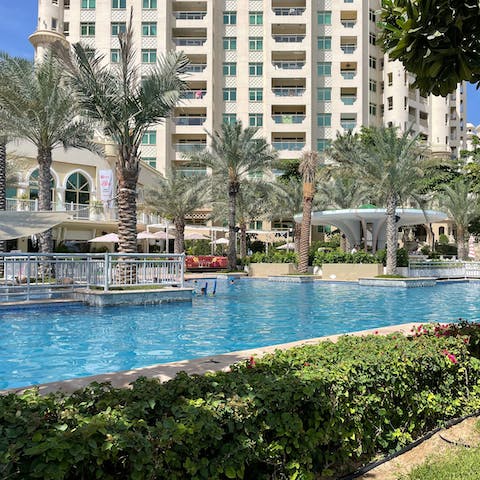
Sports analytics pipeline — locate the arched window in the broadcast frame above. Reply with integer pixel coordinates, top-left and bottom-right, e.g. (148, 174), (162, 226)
(65, 172), (90, 205)
(29, 169), (55, 201)
(439, 226), (445, 235)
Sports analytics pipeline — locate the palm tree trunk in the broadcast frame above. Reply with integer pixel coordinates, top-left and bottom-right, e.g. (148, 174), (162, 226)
(385, 193), (398, 275)
(174, 218), (185, 254)
(456, 225), (466, 260)
(298, 185), (314, 274)
(340, 234), (347, 252)
(227, 181), (238, 270)
(37, 147), (53, 253)
(294, 222), (301, 254)
(0, 138), (6, 271)
(240, 221), (247, 258)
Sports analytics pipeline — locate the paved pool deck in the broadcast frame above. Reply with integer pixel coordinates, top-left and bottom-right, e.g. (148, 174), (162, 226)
(3, 322), (422, 396)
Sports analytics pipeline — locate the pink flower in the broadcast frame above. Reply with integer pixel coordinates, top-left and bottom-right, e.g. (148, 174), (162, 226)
(247, 356), (256, 368)
(442, 349), (458, 364)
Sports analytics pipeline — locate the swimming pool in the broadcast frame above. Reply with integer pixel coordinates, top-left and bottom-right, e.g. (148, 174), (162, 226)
(1, 279), (480, 389)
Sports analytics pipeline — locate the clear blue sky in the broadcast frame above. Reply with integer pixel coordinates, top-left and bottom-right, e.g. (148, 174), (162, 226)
(1, 1), (480, 125)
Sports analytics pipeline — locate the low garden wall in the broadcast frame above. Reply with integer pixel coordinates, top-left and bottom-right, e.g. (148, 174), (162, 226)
(247, 262), (297, 277)
(322, 263), (383, 280)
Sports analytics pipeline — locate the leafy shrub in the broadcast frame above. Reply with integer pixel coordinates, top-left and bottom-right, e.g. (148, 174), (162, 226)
(376, 247), (409, 267)
(439, 233), (450, 245)
(313, 248), (381, 266)
(186, 239), (211, 255)
(250, 251), (298, 264)
(2, 327), (480, 479)
(249, 240), (265, 254)
(435, 244), (458, 257)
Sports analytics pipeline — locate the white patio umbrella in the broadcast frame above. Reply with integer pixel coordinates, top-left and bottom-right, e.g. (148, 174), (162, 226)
(468, 235), (476, 259)
(209, 237), (229, 245)
(185, 232), (209, 240)
(88, 232), (119, 243)
(276, 242), (295, 250)
(137, 231), (160, 240)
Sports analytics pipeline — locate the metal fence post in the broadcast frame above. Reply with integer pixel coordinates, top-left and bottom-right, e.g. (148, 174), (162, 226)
(180, 253), (185, 287)
(104, 252), (109, 292)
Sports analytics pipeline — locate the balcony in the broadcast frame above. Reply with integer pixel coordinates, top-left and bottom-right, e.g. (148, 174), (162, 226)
(341, 95), (357, 105)
(341, 44), (357, 54)
(341, 70), (356, 79)
(272, 141), (305, 151)
(341, 121), (356, 130)
(272, 114), (305, 124)
(184, 63), (206, 73)
(273, 7), (305, 15)
(174, 142), (206, 153)
(180, 89), (207, 100)
(341, 20), (356, 28)
(173, 37), (206, 47)
(273, 61), (305, 70)
(273, 35), (305, 43)
(174, 116), (206, 126)
(173, 11), (206, 20)
(272, 86), (305, 96)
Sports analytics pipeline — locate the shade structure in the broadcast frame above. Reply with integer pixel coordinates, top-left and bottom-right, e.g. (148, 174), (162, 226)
(210, 237), (229, 245)
(276, 242), (296, 250)
(185, 232), (209, 240)
(88, 232), (119, 243)
(137, 231), (160, 240)
(0, 211), (72, 241)
(468, 235), (476, 259)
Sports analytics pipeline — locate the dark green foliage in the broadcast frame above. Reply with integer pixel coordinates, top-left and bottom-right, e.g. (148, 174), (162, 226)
(249, 251), (298, 264)
(2, 329), (480, 479)
(273, 159), (301, 182)
(435, 244), (458, 257)
(376, 247), (409, 267)
(313, 249), (382, 266)
(380, 0), (480, 96)
(185, 239), (210, 255)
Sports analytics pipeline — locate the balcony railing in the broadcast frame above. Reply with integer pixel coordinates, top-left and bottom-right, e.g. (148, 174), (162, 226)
(341, 21), (356, 28)
(341, 121), (356, 130)
(273, 35), (305, 43)
(174, 143), (206, 152)
(341, 96), (357, 105)
(173, 11), (206, 20)
(272, 141), (305, 151)
(180, 89), (207, 99)
(341, 44), (357, 54)
(341, 70), (356, 79)
(185, 64), (207, 73)
(273, 7), (306, 15)
(174, 116), (207, 126)
(272, 87), (305, 96)
(273, 61), (305, 70)
(272, 114), (305, 124)
(176, 167), (208, 176)
(173, 37), (206, 46)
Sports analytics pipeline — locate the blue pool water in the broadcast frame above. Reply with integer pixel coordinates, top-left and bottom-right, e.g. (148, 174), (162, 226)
(1, 279), (480, 389)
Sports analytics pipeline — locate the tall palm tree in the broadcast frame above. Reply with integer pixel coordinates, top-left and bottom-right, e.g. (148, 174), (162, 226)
(0, 129), (6, 256)
(0, 53), (97, 253)
(271, 178), (305, 254)
(57, 17), (188, 253)
(144, 172), (207, 254)
(436, 179), (480, 260)
(188, 122), (277, 270)
(330, 127), (427, 274)
(298, 151), (320, 274)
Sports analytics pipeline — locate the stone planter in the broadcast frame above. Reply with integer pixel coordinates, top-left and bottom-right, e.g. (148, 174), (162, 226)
(247, 263), (297, 277)
(321, 263), (383, 281)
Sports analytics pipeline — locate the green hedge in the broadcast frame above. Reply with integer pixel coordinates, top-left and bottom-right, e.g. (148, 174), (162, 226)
(249, 251), (298, 264)
(313, 247), (409, 267)
(2, 326), (480, 479)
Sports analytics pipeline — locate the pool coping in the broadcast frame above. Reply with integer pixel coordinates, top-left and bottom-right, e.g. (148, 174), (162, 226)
(3, 322), (422, 396)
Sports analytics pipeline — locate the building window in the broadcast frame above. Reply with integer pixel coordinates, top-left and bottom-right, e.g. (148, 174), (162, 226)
(369, 103), (377, 115)
(369, 32), (376, 45)
(317, 62), (332, 76)
(222, 114), (237, 125)
(249, 11), (263, 25)
(249, 88), (263, 101)
(387, 97), (393, 110)
(143, 0), (157, 8)
(249, 37), (263, 51)
(142, 157), (157, 168)
(63, 22), (70, 35)
(223, 88), (237, 101)
(142, 22), (157, 36)
(80, 22), (95, 36)
(249, 62), (263, 76)
(81, 0), (95, 8)
(223, 62), (237, 76)
(317, 36), (332, 50)
(64, 0), (70, 9)
(111, 49), (120, 63)
(369, 79), (377, 92)
(52, 0), (58, 4)
(223, 37), (237, 50)
(388, 72), (393, 86)
(317, 139), (331, 151)
(65, 172), (90, 205)
(223, 11), (237, 25)
(369, 56), (376, 69)
(318, 11), (332, 25)
(112, 0), (126, 9)
(29, 169), (55, 201)
(249, 114), (263, 127)
(142, 130), (156, 145)
(369, 9), (376, 22)
(249, 220), (263, 229)
(317, 114), (332, 127)
(317, 87), (332, 101)
(51, 18), (58, 31)
(111, 22), (126, 36)
(141, 49), (157, 63)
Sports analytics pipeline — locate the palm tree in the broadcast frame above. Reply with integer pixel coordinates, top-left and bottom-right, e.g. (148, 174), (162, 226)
(298, 151), (320, 274)
(57, 17), (188, 253)
(188, 122), (277, 270)
(0, 129), (6, 256)
(0, 53), (97, 253)
(144, 172), (207, 254)
(271, 178), (305, 254)
(436, 179), (480, 260)
(330, 127), (428, 274)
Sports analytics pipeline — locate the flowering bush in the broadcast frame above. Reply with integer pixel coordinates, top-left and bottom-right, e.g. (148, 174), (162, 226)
(1, 328), (480, 479)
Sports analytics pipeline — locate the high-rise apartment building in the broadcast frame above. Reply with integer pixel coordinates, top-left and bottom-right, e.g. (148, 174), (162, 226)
(31, 0), (467, 176)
